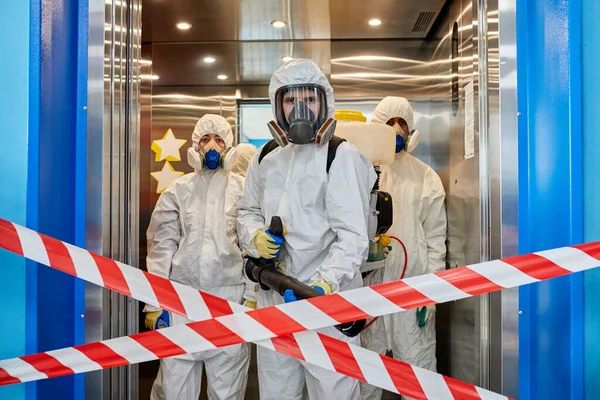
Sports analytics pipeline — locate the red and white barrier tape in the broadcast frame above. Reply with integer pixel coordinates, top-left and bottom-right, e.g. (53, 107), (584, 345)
(0, 219), (516, 399)
(0, 219), (506, 399)
(2, 219), (600, 398)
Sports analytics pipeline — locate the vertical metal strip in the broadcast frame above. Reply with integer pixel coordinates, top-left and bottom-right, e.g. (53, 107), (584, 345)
(477, 0), (491, 390)
(497, 0), (520, 396)
(85, 0), (108, 398)
(126, 0), (141, 398)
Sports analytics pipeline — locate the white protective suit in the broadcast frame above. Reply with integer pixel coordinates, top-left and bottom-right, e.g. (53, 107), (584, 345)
(361, 97), (447, 400)
(230, 143), (257, 177)
(237, 59), (377, 400)
(146, 114), (251, 400)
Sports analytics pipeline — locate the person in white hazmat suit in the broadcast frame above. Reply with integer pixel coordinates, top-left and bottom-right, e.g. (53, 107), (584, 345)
(230, 142), (257, 177)
(144, 114), (253, 400)
(360, 97), (447, 400)
(237, 59), (377, 400)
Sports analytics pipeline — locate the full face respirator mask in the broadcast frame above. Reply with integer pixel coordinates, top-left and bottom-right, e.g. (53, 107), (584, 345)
(268, 84), (337, 147)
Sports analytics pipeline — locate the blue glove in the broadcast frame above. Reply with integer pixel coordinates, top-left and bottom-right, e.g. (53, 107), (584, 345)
(284, 286), (326, 303)
(266, 229), (285, 256)
(284, 289), (297, 303)
(145, 309), (170, 330)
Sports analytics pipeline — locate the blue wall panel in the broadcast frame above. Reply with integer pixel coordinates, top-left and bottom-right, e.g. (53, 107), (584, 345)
(0, 0), (86, 397)
(36, 0), (85, 398)
(26, 0), (41, 398)
(582, 0), (600, 398)
(517, 0), (583, 399)
(0, 2), (33, 400)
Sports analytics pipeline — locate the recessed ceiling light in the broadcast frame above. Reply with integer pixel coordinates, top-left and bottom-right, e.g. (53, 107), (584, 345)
(217, 74), (228, 80)
(176, 22), (192, 30)
(368, 18), (382, 26)
(140, 74), (159, 81)
(203, 56), (216, 64)
(271, 20), (287, 28)
(282, 56), (294, 62)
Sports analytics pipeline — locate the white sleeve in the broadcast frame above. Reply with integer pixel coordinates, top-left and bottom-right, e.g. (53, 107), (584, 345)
(144, 188), (181, 312)
(310, 144), (377, 291)
(232, 172), (260, 302)
(420, 169), (447, 273)
(243, 278), (259, 302)
(237, 152), (265, 258)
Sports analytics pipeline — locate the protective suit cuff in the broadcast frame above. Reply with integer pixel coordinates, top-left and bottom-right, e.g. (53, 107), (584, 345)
(143, 304), (162, 313)
(309, 274), (337, 293)
(246, 239), (260, 258)
(243, 289), (258, 303)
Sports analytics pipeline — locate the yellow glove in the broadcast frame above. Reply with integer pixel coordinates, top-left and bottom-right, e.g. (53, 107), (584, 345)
(253, 226), (287, 259)
(378, 234), (391, 248)
(145, 310), (170, 330)
(312, 281), (332, 295)
(244, 300), (257, 309)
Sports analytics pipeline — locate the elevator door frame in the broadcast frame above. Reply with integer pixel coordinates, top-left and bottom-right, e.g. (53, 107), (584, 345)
(86, 0), (142, 399)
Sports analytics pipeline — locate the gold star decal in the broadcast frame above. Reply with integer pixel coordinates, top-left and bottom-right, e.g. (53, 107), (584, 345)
(151, 129), (187, 162)
(150, 161), (185, 193)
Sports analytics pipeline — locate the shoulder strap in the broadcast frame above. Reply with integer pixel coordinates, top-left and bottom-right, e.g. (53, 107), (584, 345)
(258, 140), (280, 165)
(326, 136), (346, 174)
(258, 136), (346, 173)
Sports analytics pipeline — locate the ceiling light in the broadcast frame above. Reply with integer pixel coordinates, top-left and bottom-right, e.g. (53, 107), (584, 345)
(217, 74), (228, 80)
(271, 20), (287, 28)
(203, 56), (216, 64)
(140, 74), (159, 80)
(282, 56), (294, 62)
(176, 22), (192, 30)
(368, 19), (382, 26)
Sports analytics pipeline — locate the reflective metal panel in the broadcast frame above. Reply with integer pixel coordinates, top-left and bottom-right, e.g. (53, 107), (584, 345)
(431, 0), (483, 386)
(138, 42), (156, 400)
(477, 0), (492, 389)
(142, 0), (238, 43)
(85, 0), (106, 397)
(142, 0), (446, 43)
(330, 0), (446, 39)
(330, 40), (435, 99)
(150, 41), (330, 87)
(494, 0), (519, 396)
(238, 41), (331, 83)
(87, 0), (142, 399)
(238, 0), (331, 40)
(151, 42), (240, 87)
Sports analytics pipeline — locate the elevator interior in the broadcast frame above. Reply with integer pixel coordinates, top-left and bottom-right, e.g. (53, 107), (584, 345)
(93, 0), (518, 398)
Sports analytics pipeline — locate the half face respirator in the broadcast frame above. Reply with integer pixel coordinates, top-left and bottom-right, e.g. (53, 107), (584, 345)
(395, 129), (421, 153)
(187, 140), (231, 171)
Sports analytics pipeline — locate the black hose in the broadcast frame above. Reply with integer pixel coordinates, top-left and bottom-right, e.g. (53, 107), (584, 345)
(245, 257), (365, 337)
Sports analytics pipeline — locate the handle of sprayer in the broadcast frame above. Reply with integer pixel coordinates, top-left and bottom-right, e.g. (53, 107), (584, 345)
(269, 216), (284, 237)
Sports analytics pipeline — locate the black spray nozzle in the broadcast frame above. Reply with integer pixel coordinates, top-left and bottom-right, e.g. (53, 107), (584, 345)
(244, 257), (366, 338)
(269, 216), (284, 237)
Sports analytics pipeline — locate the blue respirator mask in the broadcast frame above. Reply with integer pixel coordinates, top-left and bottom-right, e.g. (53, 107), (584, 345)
(394, 129), (421, 154)
(187, 141), (230, 171)
(203, 149), (221, 170)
